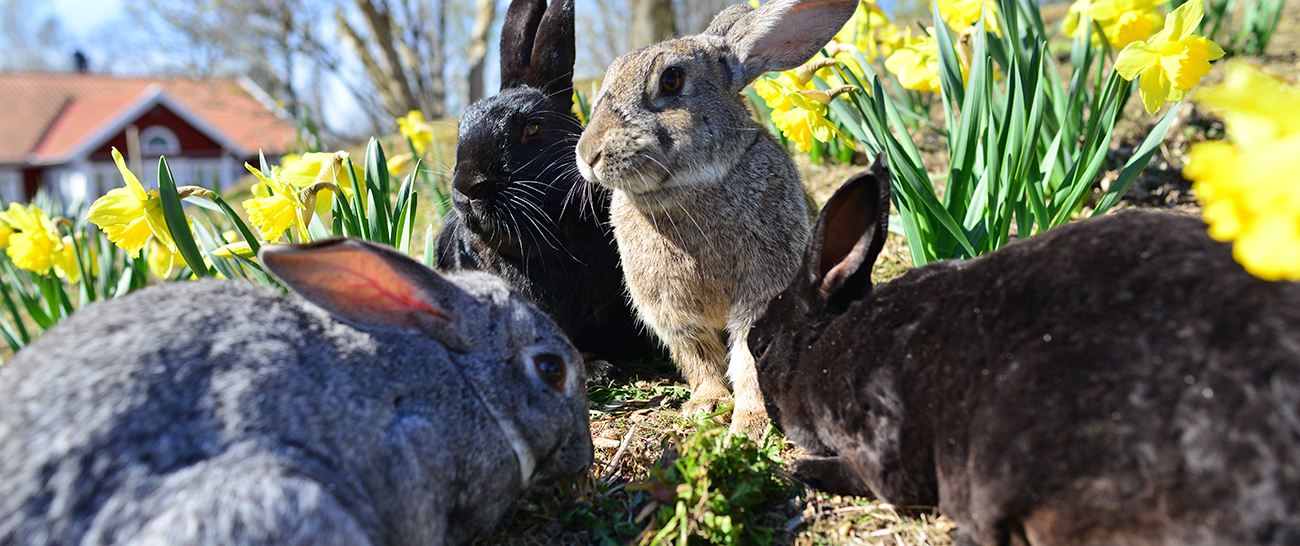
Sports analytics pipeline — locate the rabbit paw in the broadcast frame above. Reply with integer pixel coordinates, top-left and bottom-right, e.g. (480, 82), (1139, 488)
(728, 406), (769, 439)
(790, 456), (873, 497)
(680, 389), (730, 416)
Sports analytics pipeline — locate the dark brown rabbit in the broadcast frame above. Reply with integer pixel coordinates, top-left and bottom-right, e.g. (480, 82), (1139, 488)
(751, 158), (1300, 546)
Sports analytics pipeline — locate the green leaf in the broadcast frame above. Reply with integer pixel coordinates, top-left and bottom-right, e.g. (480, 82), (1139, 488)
(206, 194), (261, 255)
(0, 269), (31, 344)
(422, 224), (437, 269)
(931, 2), (966, 106)
(156, 157), (210, 278)
(398, 191), (419, 254)
(307, 213), (332, 242)
(191, 219), (245, 282)
(365, 138), (392, 242)
(1091, 101), (1180, 215)
(344, 157), (371, 240)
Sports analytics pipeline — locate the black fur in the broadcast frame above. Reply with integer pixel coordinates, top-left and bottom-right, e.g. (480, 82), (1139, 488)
(752, 159), (1300, 545)
(435, 0), (649, 366)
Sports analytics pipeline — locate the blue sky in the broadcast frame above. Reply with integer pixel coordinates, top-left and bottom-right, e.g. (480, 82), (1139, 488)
(44, 0), (127, 47)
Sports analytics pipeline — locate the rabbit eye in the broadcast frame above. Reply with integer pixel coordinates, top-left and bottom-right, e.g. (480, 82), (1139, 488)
(532, 353), (567, 390)
(522, 122), (541, 140)
(659, 69), (684, 96)
(753, 340), (771, 359)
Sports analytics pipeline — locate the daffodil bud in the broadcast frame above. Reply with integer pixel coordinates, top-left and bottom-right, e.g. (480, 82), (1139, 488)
(298, 182), (343, 230)
(793, 57), (842, 86)
(176, 186), (215, 200)
(797, 86), (857, 105)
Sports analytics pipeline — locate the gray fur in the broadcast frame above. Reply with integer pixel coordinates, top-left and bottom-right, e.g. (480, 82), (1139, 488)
(575, 0), (855, 436)
(753, 163), (1300, 545)
(0, 239), (591, 546)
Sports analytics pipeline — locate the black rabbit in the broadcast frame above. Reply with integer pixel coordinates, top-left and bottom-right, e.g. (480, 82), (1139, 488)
(435, 0), (648, 369)
(751, 158), (1300, 545)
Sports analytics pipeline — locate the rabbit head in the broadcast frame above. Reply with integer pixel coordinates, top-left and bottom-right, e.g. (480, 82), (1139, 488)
(752, 161), (1300, 544)
(436, 0), (649, 367)
(259, 239), (594, 490)
(0, 239), (591, 546)
(750, 156), (891, 456)
(449, 0), (589, 255)
(576, 0), (858, 196)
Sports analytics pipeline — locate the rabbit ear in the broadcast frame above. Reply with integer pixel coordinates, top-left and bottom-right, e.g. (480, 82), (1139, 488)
(259, 239), (471, 350)
(806, 154), (891, 304)
(500, 0), (575, 110)
(720, 0), (858, 89)
(529, 0), (576, 110)
(500, 0), (547, 90)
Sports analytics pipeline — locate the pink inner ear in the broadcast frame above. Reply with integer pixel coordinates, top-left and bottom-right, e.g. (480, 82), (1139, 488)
(271, 249), (451, 322)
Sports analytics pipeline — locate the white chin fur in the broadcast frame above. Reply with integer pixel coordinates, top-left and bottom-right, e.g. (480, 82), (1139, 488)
(576, 157), (598, 185)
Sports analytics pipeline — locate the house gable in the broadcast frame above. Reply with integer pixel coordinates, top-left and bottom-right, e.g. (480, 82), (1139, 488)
(89, 103), (225, 163)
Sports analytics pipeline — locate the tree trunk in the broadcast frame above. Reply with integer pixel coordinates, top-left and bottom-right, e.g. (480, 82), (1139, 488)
(630, 0), (675, 49)
(466, 0), (496, 104)
(334, 0), (446, 121)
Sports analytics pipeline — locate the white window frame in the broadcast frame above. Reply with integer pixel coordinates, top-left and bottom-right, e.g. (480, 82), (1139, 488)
(139, 125), (181, 156)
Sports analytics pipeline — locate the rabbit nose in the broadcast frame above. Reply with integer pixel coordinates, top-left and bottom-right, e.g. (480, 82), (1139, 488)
(453, 172), (486, 199)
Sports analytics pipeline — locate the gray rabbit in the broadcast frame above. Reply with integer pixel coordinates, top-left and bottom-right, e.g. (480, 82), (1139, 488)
(0, 238), (592, 546)
(575, 0), (857, 436)
(751, 159), (1300, 545)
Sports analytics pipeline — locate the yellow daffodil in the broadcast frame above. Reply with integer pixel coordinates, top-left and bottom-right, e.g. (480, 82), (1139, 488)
(0, 220), (12, 248)
(936, 0), (1001, 36)
(1192, 62), (1300, 150)
(1185, 137), (1300, 280)
(1115, 0), (1224, 114)
(397, 110), (435, 157)
(387, 152), (415, 179)
(0, 203), (64, 277)
(877, 24), (913, 58)
(1064, 0), (1168, 49)
(279, 152), (365, 216)
(86, 148), (178, 257)
(146, 236), (183, 279)
(755, 75), (853, 153)
(834, 0), (892, 61)
(242, 164), (309, 242)
(1184, 62), (1300, 281)
(885, 31), (945, 93)
(818, 42), (868, 86)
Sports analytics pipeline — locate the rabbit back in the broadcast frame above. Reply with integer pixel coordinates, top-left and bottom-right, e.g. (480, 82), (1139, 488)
(0, 242), (591, 546)
(753, 164), (1300, 545)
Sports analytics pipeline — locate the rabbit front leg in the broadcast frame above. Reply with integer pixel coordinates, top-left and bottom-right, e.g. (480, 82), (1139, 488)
(727, 324), (768, 438)
(658, 323), (733, 416)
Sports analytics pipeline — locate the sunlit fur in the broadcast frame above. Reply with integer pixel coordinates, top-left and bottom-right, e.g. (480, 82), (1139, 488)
(576, 0), (858, 436)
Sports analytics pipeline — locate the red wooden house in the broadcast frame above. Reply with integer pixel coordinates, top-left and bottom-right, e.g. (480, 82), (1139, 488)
(0, 73), (297, 208)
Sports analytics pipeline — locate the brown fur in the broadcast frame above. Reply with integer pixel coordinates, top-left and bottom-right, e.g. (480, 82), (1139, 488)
(576, 0), (856, 436)
(754, 162), (1300, 545)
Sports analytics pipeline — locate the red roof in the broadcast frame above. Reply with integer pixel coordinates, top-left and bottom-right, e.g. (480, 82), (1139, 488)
(0, 73), (297, 165)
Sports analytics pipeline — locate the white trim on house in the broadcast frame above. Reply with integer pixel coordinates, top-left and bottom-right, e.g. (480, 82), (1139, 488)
(139, 125), (181, 156)
(27, 85), (249, 167)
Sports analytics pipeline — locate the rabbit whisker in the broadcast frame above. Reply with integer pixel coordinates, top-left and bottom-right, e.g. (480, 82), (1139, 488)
(675, 201), (712, 251)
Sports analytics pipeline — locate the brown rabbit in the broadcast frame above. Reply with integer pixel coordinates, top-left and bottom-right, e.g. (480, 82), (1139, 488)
(752, 159), (1300, 545)
(575, 0), (857, 435)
